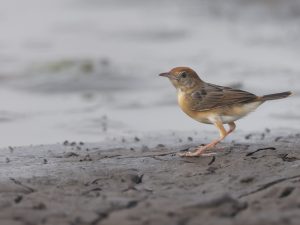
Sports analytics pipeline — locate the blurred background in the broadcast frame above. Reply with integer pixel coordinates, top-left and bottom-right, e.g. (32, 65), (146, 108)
(0, 0), (299, 147)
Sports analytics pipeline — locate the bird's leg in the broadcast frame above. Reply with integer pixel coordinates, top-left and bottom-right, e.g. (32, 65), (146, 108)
(227, 122), (236, 135)
(179, 121), (228, 157)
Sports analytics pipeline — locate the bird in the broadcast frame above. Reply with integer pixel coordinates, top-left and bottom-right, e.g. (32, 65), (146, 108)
(159, 67), (292, 157)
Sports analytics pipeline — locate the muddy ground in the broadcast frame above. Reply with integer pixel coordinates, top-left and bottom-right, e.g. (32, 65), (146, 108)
(1, 130), (299, 225)
(0, 1), (300, 224)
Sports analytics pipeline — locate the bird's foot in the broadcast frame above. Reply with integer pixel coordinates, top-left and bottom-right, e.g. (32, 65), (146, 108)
(178, 151), (217, 157)
(178, 145), (217, 157)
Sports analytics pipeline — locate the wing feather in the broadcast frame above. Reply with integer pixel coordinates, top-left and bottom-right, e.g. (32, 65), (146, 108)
(189, 83), (257, 111)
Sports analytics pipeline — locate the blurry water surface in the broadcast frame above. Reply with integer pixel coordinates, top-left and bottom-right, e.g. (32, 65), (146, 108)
(0, 0), (299, 147)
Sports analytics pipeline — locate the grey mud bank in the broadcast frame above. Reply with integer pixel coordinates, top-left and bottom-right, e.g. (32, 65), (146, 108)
(0, 130), (300, 225)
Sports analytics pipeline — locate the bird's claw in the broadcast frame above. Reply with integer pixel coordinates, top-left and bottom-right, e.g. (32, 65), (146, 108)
(178, 151), (195, 157)
(178, 151), (217, 157)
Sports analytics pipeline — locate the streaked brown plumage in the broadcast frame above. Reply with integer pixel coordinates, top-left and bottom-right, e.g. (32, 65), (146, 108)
(159, 67), (292, 157)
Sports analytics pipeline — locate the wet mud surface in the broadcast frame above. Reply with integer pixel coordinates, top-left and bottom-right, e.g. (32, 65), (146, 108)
(1, 131), (300, 225)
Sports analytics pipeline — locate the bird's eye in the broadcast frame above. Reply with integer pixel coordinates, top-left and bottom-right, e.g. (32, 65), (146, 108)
(181, 72), (187, 78)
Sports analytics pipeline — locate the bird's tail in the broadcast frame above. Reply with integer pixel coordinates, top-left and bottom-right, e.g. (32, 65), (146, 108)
(260, 91), (292, 101)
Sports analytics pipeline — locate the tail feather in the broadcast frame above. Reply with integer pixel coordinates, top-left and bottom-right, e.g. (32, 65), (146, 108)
(260, 91), (292, 101)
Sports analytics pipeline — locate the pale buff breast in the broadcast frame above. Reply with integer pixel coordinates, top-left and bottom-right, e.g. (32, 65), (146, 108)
(177, 90), (263, 124)
(177, 90), (212, 124)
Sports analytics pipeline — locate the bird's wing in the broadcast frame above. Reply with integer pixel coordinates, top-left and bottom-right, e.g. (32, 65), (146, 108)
(189, 83), (258, 111)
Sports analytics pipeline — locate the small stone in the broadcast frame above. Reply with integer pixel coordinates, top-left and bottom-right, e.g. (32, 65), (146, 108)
(134, 137), (140, 142)
(80, 154), (92, 162)
(33, 203), (46, 210)
(240, 177), (254, 183)
(9, 146), (14, 153)
(14, 195), (23, 204)
(156, 144), (165, 148)
(64, 152), (79, 158)
(245, 134), (252, 140)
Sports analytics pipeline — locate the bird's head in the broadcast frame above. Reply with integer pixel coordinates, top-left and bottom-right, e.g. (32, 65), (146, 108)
(159, 67), (203, 91)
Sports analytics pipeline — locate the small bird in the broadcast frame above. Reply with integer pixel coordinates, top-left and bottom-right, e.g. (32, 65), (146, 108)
(159, 67), (292, 157)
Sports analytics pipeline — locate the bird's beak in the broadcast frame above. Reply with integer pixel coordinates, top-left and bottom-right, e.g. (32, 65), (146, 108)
(159, 72), (170, 78)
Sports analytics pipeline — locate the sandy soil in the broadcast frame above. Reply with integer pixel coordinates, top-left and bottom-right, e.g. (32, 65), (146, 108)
(1, 130), (300, 225)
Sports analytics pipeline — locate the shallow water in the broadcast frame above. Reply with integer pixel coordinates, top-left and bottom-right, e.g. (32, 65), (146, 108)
(0, 0), (299, 147)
